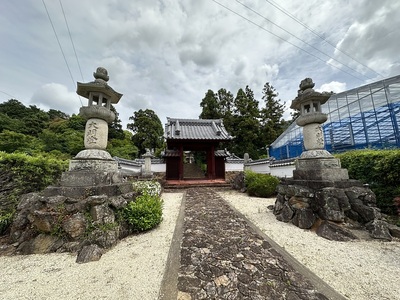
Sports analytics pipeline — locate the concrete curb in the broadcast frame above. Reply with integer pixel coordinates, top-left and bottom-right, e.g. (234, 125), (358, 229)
(158, 192), (186, 300)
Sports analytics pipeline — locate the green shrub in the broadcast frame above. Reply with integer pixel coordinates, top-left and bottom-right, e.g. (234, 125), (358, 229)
(245, 170), (280, 198)
(0, 152), (69, 214)
(0, 212), (13, 235)
(336, 149), (400, 214)
(121, 194), (163, 232)
(0, 152), (68, 192)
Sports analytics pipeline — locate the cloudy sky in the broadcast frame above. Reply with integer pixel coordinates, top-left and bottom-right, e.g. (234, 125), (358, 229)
(1, 0), (399, 128)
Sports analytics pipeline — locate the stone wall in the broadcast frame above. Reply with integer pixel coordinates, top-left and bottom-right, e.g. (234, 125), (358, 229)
(7, 182), (137, 263)
(274, 179), (394, 241)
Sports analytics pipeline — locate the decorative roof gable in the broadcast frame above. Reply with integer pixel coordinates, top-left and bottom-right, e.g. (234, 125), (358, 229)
(165, 118), (232, 141)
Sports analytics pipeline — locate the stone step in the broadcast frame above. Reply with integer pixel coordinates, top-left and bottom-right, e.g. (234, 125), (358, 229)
(183, 163), (205, 179)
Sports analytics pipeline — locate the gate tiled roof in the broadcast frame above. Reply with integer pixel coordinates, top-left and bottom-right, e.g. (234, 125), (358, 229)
(165, 118), (232, 141)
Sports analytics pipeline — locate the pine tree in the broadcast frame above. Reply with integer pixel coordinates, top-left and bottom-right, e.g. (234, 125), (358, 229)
(231, 86), (262, 159)
(260, 82), (287, 147)
(199, 90), (221, 119)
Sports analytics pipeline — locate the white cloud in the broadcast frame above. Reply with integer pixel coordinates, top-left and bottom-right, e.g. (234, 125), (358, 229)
(31, 83), (80, 116)
(317, 81), (347, 94)
(1, 0), (399, 130)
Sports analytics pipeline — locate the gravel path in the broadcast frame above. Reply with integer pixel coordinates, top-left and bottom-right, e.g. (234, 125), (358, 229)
(220, 189), (400, 300)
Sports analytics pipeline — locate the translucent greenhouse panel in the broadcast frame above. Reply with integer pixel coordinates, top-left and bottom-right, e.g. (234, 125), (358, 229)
(376, 106), (395, 144)
(348, 99), (361, 115)
(339, 105), (350, 120)
(350, 113), (367, 146)
(387, 83), (400, 103)
(326, 94), (338, 112)
(363, 110), (381, 143)
(371, 87), (388, 107)
(336, 94), (348, 110)
(359, 93), (374, 112)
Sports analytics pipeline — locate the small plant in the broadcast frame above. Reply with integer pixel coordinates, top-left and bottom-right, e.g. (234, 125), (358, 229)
(245, 170), (280, 198)
(0, 211), (14, 235)
(132, 180), (161, 197)
(121, 193), (163, 232)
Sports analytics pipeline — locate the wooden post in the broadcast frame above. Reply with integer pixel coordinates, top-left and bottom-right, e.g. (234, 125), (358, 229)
(179, 144), (184, 180)
(210, 144), (216, 179)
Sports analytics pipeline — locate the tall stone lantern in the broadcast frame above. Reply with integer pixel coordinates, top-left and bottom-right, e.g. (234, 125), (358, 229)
(273, 78), (390, 241)
(291, 78), (348, 181)
(62, 67), (124, 186)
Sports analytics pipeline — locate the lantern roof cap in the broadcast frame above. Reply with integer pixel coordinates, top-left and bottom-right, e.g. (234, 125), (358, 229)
(290, 78), (332, 110)
(76, 67), (123, 104)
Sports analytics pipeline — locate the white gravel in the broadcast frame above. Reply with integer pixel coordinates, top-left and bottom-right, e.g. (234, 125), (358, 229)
(219, 190), (400, 300)
(0, 192), (183, 300)
(1, 190), (399, 300)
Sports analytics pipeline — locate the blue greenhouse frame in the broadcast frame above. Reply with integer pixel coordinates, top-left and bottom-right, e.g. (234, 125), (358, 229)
(270, 75), (400, 160)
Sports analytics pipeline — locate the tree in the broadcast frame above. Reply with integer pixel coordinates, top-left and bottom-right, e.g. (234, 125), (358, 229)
(260, 82), (287, 147)
(127, 109), (164, 155)
(217, 88), (235, 134)
(108, 105), (125, 140)
(107, 131), (139, 159)
(230, 86), (263, 159)
(199, 90), (221, 119)
(234, 86), (259, 117)
(48, 109), (69, 120)
(0, 100), (49, 136)
(0, 130), (41, 153)
(0, 99), (30, 119)
(67, 114), (86, 131)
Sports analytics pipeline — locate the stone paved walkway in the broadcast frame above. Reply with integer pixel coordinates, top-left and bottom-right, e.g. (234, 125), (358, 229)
(175, 188), (335, 300)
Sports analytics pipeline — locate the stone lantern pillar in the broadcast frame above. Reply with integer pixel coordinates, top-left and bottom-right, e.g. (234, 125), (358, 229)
(61, 67), (124, 186)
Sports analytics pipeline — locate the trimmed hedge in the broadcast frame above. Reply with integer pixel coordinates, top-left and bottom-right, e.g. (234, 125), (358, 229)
(0, 152), (68, 194)
(336, 149), (400, 214)
(0, 152), (68, 234)
(245, 170), (280, 198)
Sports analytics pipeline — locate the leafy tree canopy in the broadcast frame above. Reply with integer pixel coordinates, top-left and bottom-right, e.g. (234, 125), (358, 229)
(199, 82), (289, 159)
(0, 98), (126, 158)
(127, 109), (164, 156)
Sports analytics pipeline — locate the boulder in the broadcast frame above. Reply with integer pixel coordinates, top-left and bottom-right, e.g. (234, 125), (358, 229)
(31, 210), (60, 233)
(90, 205), (115, 224)
(62, 213), (87, 238)
(351, 203), (377, 223)
(366, 220), (392, 241)
(273, 194), (285, 215)
(316, 190), (344, 222)
(276, 203), (294, 223)
(292, 208), (316, 229)
(76, 244), (103, 263)
(388, 225), (400, 239)
(231, 172), (245, 192)
(17, 234), (62, 254)
(316, 221), (358, 241)
(289, 196), (310, 209)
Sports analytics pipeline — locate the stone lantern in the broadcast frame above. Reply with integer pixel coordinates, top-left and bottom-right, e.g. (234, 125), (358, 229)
(62, 67), (125, 186)
(291, 78), (348, 181)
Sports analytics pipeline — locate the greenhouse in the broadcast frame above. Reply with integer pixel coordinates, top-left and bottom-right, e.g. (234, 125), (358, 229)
(270, 74), (400, 160)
